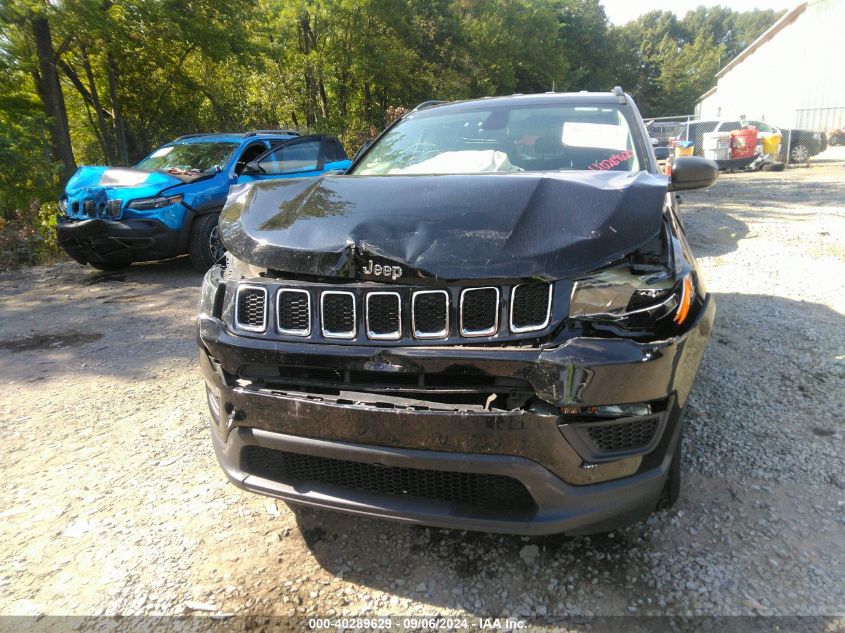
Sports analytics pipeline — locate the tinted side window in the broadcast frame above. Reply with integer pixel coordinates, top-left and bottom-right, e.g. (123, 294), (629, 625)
(719, 121), (742, 132)
(259, 140), (321, 173)
(326, 139), (348, 161)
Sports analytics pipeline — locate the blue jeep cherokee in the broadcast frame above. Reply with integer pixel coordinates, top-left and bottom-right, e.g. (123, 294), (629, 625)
(57, 132), (350, 271)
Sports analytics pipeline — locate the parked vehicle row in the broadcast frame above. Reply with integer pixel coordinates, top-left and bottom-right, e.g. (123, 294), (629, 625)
(646, 118), (827, 166)
(57, 132), (350, 271)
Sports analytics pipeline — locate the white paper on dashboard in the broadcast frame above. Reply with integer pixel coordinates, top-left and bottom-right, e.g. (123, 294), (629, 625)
(562, 122), (628, 151)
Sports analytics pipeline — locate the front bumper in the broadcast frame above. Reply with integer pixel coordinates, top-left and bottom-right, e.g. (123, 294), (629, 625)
(197, 271), (715, 535)
(211, 423), (679, 535)
(56, 217), (182, 265)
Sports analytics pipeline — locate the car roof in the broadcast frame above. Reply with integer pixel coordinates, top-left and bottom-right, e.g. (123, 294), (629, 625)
(405, 92), (628, 118)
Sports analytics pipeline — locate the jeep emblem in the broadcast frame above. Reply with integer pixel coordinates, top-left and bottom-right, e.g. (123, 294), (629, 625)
(362, 259), (402, 280)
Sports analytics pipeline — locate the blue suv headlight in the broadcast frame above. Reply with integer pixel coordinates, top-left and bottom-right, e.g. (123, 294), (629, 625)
(127, 194), (184, 210)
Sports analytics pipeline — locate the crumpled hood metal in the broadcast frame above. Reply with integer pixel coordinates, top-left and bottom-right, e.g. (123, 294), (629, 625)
(220, 171), (669, 281)
(64, 166), (184, 202)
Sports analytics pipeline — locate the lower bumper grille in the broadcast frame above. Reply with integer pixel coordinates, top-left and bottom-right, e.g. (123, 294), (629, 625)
(558, 404), (669, 462)
(587, 417), (659, 452)
(241, 446), (537, 516)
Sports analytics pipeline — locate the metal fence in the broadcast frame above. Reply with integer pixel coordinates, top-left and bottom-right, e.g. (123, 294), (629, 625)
(643, 114), (831, 169)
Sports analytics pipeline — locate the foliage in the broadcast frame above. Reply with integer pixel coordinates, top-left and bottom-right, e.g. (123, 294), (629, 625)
(0, 0), (782, 266)
(0, 201), (59, 270)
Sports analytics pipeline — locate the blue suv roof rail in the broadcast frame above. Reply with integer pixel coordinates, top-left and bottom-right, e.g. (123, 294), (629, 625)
(412, 100), (446, 112)
(243, 129), (301, 137)
(174, 133), (215, 141)
(172, 130), (301, 141)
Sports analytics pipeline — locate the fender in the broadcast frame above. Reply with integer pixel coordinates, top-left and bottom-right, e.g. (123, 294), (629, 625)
(178, 201), (223, 252)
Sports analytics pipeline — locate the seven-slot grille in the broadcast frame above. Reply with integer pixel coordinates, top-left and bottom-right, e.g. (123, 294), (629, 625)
(235, 285), (268, 332)
(277, 289), (311, 335)
(233, 282), (552, 340)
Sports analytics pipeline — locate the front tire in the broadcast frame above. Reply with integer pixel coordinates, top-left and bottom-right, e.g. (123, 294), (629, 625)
(188, 212), (224, 272)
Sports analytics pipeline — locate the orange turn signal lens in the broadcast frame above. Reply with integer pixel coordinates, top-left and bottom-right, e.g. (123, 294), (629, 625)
(673, 276), (693, 325)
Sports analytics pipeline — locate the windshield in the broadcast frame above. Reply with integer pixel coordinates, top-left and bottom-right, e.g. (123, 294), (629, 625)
(135, 141), (239, 175)
(353, 104), (643, 175)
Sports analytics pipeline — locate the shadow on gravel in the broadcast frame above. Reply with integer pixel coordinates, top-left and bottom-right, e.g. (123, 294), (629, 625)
(682, 207), (749, 258)
(286, 291), (843, 615)
(0, 256), (204, 381)
(81, 255), (201, 285)
(699, 175), (845, 210)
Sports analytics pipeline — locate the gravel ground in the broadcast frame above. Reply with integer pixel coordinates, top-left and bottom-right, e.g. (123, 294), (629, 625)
(0, 157), (843, 628)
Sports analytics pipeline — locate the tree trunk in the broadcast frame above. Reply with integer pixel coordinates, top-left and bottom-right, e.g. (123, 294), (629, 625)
(31, 15), (76, 180)
(363, 83), (372, 126)
(81, 46), (116, 163)
(106, 52), (129, 165)
(318, 73), (329, 120)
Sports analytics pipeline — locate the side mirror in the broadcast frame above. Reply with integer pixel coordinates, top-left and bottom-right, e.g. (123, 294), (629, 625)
(243, 160), (263, 175)
(668, 156), (719, 191)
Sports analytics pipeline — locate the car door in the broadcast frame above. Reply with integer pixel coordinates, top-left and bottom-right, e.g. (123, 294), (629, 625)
(187, 140), (272, 213)
(237, 136), (350, 183)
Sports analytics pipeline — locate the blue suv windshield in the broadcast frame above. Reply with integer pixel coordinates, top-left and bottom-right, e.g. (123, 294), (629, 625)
(136, 141), (239, 175)
(354, 104), (642, 175)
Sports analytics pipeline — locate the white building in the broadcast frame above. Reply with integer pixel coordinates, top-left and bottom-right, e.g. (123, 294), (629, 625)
(695, 0), (845, 132)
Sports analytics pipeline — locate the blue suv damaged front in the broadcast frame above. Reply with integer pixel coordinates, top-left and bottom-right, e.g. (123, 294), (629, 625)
(56, 132), (300, 271)
(197, 91), (719, 535)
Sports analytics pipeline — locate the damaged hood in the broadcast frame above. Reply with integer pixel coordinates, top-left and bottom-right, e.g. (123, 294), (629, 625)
(64, 166), (185, 202)
(220, 171), (670, 281)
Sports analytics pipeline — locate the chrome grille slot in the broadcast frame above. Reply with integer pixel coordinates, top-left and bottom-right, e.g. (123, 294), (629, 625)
(366, 292), (401, 340)
(460, 287), (499, 336)
(412, 290), (449, 338)
(510, 283), (552, 333)
(277, 289), (311, 336)
(321, 291), (356, 339)
(235, 285), (267, 332)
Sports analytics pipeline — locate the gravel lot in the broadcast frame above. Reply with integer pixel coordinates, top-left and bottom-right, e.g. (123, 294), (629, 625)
(1, 156), (843, 628)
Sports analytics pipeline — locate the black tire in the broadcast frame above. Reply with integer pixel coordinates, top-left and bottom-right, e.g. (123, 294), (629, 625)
(188, 212), (224, 272)
(657, 425), (683, 510)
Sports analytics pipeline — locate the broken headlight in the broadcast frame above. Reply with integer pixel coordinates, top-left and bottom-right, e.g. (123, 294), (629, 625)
(570, 264), (693, 326)
(126, 193), (184, 210)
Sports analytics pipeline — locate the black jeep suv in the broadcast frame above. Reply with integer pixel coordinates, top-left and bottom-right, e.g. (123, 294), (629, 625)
(197, 89), (718, 535)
